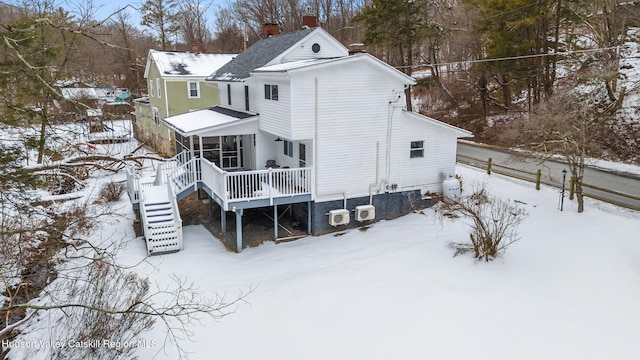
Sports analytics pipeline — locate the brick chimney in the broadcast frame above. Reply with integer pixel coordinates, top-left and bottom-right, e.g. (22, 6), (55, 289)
(262, 23), (280, 37)
(302, 14), (317, 28)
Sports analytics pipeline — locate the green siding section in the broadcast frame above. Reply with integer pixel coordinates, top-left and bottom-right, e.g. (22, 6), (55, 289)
(166, 80), (219, 115)
(135, 102), (167, 138)
(140, 58), (222, 155)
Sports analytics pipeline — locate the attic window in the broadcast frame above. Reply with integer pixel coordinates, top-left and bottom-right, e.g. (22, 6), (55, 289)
(312, 43), (321, 53)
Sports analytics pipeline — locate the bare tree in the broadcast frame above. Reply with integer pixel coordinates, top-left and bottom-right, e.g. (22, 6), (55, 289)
(436, 186), (527, 261)
(177, 0), (213, 51)
(501, 89), (604, 213)
(211, 7), (246, 53)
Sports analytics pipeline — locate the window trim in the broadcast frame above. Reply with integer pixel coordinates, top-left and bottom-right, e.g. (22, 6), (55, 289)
(264, 84), (279, 101)
(187, 81), (200, 98)
(152, 106), (160, 125)
(244, 85), (250, 111)
(299, 143), (306, 167)
(284, 140), (293, 157)
(410, 140), (425, 158)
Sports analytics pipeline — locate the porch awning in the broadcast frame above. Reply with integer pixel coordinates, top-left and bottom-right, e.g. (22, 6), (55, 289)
(162, 106), (258, 137)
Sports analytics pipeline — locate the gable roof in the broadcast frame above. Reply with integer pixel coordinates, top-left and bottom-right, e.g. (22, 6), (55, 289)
(252, 53), (416, 85)
(145, 50), (236, 78)
(207, 28), (315, 82)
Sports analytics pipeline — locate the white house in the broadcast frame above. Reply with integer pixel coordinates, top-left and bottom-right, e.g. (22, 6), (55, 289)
(126, 20), (471, 254)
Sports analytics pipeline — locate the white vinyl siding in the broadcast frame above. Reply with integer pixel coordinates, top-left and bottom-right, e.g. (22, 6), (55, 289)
(286, 62), (404, 201)
(256, 78), (292, 138)
(400, 113), (459, 194)
(218, 82), (248, 113)
(278, 31), (349, 63)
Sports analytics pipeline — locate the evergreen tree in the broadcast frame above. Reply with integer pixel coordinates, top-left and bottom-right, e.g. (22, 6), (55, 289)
(463, 0), (557, 107)
(0, 8), (71, 164)
(140, 0), (180, 49)
(353, 0), (447, 111)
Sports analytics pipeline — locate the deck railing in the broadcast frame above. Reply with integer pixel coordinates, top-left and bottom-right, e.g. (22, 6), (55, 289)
(126, 165), (157, 204)
(127, 157), (313, 210)
(199, 158), (313, 210)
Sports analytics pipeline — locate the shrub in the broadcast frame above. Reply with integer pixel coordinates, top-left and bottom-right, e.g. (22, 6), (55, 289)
(98, 181), (125, 203)
(436, 187), (527, 261)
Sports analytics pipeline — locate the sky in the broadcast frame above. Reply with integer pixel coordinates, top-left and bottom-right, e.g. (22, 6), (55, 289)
(6, 0), (223, 29)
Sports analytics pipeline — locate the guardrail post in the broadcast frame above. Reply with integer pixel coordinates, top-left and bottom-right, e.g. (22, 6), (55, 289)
(569, 176), (575, 200)
(536, 169), (541, 190)
(487, 157), (492, 175)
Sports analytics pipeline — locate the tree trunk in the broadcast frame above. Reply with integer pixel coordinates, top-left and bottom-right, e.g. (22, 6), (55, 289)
(575, 180), (584, 213)
(37, 105), (48, 164)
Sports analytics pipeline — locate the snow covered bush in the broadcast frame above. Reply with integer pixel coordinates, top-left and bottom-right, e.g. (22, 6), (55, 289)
(97, 181), (125, 203)
(436, 188), (527, 261)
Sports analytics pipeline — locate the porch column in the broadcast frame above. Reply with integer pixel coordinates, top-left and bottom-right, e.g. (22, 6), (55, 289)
(307, 201), (312, 235)
(236, 209), (243, 251)
(221, 208), (226, 232)
(189, 135), (196, 191)
(273, 205), (278, 240)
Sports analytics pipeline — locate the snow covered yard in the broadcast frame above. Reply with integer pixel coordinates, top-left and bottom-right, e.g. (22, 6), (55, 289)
(112, 164), (640, 360)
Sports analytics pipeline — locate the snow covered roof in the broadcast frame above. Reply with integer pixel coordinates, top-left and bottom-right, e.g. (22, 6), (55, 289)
(403, 110), (473, 138)
(252, 53), (416, 85)
(162, 106), (258, 136)
(207, 28), (315, 82)
(252, 58), (339, 72)
(147, 50), (236, 78)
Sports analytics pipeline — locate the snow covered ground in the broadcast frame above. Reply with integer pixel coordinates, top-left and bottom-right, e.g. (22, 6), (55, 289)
(3, 122), (639, 360)
(109, 164), (640, 360)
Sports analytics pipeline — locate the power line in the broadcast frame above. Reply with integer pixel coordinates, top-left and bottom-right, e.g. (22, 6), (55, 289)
(398, 46), (626, 69)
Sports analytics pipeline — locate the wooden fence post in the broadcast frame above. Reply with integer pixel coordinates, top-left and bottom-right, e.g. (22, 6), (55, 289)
(487, 157), (492, 175)
(536, 169), (541, 190)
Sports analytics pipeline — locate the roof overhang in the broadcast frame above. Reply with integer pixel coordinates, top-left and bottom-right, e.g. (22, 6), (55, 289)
(162, 106), (259, 137)
(402, 110), (473, 138)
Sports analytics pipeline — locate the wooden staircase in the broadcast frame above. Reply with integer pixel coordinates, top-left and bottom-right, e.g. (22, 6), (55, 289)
(126, 155), (196, 256)
(139, 183), (183, 255)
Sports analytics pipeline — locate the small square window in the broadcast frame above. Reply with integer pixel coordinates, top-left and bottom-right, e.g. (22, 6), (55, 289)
(410, 140), (424, 158)
(264, 84), (279, 101)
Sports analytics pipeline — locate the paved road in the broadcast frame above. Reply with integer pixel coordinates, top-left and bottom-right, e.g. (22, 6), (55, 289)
(457, 142), (640, 211)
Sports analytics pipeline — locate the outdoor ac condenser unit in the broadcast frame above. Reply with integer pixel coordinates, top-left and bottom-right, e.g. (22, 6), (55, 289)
(355, 205), (375, 222)
(329, 209), (350, 226)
